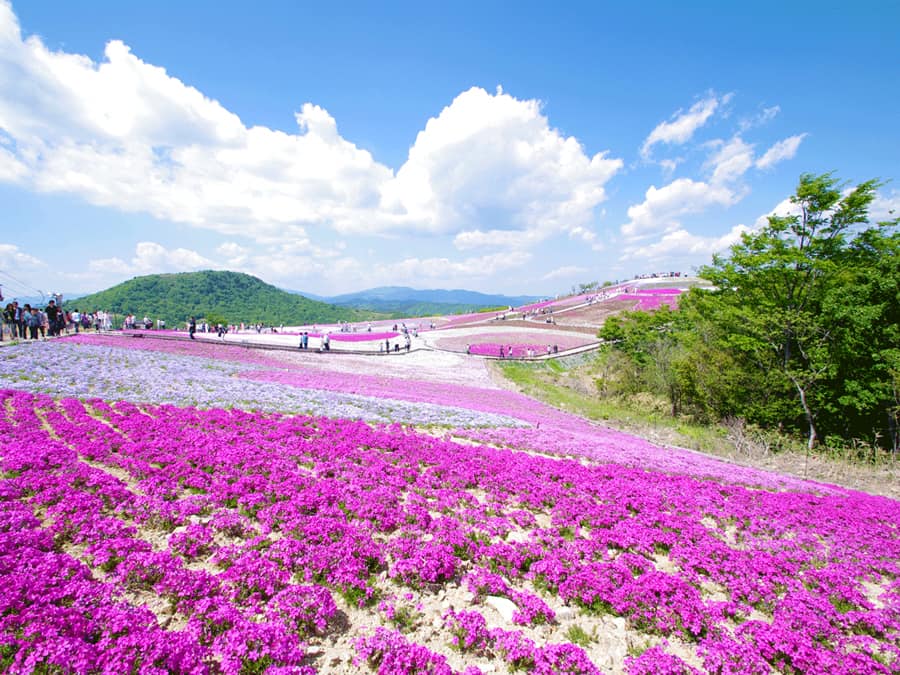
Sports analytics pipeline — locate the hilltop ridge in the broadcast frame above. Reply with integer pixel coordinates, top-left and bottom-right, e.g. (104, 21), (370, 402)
(68, 270), (379, 327)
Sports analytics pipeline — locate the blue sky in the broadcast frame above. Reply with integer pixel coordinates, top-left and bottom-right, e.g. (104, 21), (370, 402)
(0, 0), (897, 300)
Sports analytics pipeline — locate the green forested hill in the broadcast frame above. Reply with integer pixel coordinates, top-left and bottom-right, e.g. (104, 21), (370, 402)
(68, 271), (381, 327)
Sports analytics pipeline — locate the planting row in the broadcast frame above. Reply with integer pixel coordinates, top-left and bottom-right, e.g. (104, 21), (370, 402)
(2, 390), (899, 672)
(0, 340), (523, 429)
(10, 334), (851, 493)
(433, 332), (596, 356)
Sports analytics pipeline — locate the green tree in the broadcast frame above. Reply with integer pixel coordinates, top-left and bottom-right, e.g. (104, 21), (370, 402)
(820, 225), (900, 451)
(71, 270), (382, 327)
(599, 172), (898, 455)
(599, 305), (692, 415)
(699, 173), (888, 450)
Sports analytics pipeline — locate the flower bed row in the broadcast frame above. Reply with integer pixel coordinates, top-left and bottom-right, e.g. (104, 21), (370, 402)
(25, 334), (849, 491)
(2, 389), (899, 672)
(628, 289), (683, 311)
(433, 332), (596, 355)
(467, 344), (560, 358)
(0, 340), (522, 429)
(261, 331), (401, 342)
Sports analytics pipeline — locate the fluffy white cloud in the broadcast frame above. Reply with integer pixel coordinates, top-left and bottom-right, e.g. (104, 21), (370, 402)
(77, 238), (534, 295)
(756, 133), (807, 170)
(379, 86), (622, 236)
(738, 105), (780, 132)
(542, 265), (587, 281)
(658, 158), (682, 176)
(706, 136), (755, 184)
(621, 178), (740, 241)
(754, 197), (801, 229)
(454, 221), (603, 252)
(0, 4), (621, 254)
(869, 190), (899, 223)
(454, 228), (544, 250)
(640, 92), (730, 158)
(567, 225), (605, 251)
(88, 241), (218, 276)
(621, 224), (750, 263)
(215, 242), (250, 264)
(375, 250), (532, 282)
(0, 143), (27, 182)
(0, 243), (43, 268)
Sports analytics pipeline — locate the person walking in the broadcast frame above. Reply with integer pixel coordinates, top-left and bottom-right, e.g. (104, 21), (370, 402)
(45, 300), (58, 337)
(26, 307), (40, 340)
(189, 316), (196, 340)
(16, 302), (26, 339)
(3, 302), (15, 339)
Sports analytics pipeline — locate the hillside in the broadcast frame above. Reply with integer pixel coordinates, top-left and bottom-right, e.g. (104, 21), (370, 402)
(68, 271), (380, 327)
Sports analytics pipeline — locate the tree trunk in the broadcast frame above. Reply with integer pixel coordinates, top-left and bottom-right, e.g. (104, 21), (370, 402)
(888, 403), (899, 457)
(790, 375), (817, 452)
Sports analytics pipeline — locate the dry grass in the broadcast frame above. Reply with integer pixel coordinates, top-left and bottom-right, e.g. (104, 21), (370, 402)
(493, 360), (900, 500)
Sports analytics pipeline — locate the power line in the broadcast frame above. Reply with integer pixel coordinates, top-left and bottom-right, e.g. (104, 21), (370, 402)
(0, 269), (46, 300)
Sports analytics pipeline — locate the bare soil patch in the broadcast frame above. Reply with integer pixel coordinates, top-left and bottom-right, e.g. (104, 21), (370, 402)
(551, 299), (639, 329)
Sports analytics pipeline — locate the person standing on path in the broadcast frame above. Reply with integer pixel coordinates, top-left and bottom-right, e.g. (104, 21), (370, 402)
(189, 316), (196, 340)
(45, 300), (58, 337)
(26, 307), (40, 340)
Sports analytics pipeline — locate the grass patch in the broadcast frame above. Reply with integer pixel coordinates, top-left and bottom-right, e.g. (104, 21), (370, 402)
(497, 360), (732, 453)
(565, 624), (594, 648)
(626, 637), (652, 658)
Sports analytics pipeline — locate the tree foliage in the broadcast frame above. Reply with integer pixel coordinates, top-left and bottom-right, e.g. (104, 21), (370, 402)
(68, 271), (382, 328)
(599, 173), (899, 453)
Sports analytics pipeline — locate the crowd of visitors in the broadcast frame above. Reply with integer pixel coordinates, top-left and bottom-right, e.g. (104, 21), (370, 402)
(1, 300), (115, 340)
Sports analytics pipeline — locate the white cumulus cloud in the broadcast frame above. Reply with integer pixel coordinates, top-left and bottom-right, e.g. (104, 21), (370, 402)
(379, 86), (622, 237)
(0, 3), (622, 256)
(640, 92), (730, 159)
(454, 228), (545, 251)
(0, 242), (44, 268)
(754, 197), (801, 229)
(215, 242), (250, 264)
(371, 250), (534, 287)
(621, 224), (750, 264)
(756, 133), (807, 170)
(542, 265), (587, 281)
(88, 242), (218, 276)
(621, 178), (740, 241)
(0, 143), (27, 182)
(706, 136), (755, 184)
(870, 190), (899, 222)
(738, 105), (780, 132)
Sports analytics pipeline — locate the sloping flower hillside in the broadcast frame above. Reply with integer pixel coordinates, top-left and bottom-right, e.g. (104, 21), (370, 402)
(1, 336), (899, 673)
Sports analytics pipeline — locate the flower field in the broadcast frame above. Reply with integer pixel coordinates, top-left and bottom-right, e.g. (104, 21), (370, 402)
(0, 339), (523, 430)
(628, 289), (682, 312)
(2, 335), (899, 673)
(432, 332), (597, 357)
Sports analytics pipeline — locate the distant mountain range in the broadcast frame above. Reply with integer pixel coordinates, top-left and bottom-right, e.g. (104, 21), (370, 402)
(56, 273), (542, 326)
(296, 286), (542, 316)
